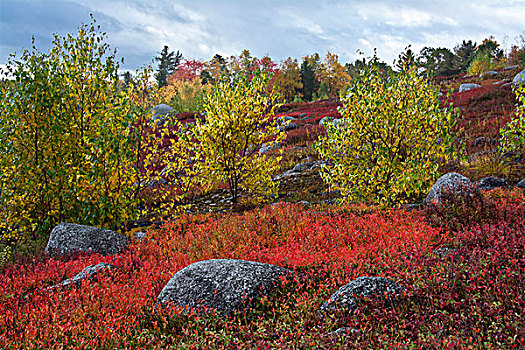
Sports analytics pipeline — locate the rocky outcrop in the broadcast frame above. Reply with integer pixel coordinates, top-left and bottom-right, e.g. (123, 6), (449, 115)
(157, 259), (292, 316)
(45, 223), (130, 256)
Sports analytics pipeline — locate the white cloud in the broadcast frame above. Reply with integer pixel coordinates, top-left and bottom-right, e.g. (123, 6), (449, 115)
(356, 3), (454, 28)
(2, 0), (524, 70)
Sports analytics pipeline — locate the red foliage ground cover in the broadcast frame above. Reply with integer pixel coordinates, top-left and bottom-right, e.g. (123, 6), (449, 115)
(1, 190), (524, 349)
(448, 84), (517, 154)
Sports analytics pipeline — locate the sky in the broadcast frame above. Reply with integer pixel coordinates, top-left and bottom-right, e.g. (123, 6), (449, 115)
(1, 0), (524, 71)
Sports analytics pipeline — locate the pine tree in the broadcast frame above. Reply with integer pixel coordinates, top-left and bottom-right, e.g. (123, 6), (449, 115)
(155, 45), (182, 88)
(395, 46), (416, 71)
(300, 58), (316, 101)
(121, 71), (134, 88)
(453, 40), (477, 73)
(418, 47), (455, 77)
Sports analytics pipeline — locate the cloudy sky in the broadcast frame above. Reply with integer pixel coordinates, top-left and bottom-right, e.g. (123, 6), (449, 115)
(1, 0), (524, 71)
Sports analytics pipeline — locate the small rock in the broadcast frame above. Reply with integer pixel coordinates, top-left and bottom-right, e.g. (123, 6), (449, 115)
(276, 116), (296, 125)
(474, 136), (498, 147)
(424, 172), (472, 205)
(319, 116), (333, 126)
(476, 176), (507, 191)
(328, 327), (360, 338)
(53, 263), (117, 289)
(151, 104), (174, 126)
(433, 247), (459, 259)
(278, 122), (298, 132)
(259, 142), (283, 154)
(479, 71), (498, 79)
(133, 231), (147, 240)
(513, 68), (525, 85)
(317, 276), (405, 315)
(459, 83), (481, 93)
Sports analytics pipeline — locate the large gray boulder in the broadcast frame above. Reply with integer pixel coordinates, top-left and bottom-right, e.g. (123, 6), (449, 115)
(157, 259), (292, 316)
(459, 83), (481, 93)
(317, 276), (404, 315)
(513, 69), (525, 85)
(45, 223), (130, 256)
(151, 104), (174, 125)
(424, 172), (472, 204)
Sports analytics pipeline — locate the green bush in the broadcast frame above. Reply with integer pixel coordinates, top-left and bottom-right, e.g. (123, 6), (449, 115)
(500, 84), (525, 153)
(315, 66), (460, 204)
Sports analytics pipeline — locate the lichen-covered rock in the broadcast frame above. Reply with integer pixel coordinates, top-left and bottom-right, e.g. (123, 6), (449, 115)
(317, 276), (404, 315)
(278, 122), (297, 132)
(476, 176), (507, 191)
(424, 172), (472, 204)
(151, 104), (174, 125)
(259, 141), (283, 154)
(157, 259), (292, 316)
(24, 263), (118, 300)
(319, 116), (333, 126)
(459, 83), (481, 92)
(513, 68), (525, 85)
(53, 263), (117, 288)
(479, 71), (498, 79)
(45, 223), (130, 256)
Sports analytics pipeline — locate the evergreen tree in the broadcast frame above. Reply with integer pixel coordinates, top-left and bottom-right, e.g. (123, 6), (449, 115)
(300, 58), (316, 101)
(346, 49), (393, 79)
(121, 71), (134, 88)
(395, 46), (416, 71)
(155, 45), (182, 88)
(417, 47), (456, 77)
(453, 40), (477, 73)
(477, 36), (504, 60)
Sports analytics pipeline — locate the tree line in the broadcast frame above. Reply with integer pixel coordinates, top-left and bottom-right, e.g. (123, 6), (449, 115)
(147, 35), (525, 105)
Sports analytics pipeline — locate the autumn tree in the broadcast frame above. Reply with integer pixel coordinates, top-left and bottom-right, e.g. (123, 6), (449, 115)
(273, 57), (303, 102)
(202, 54), (229, 82)
(0, 19), (161, 245)
(315, 66), (460, 204)
(319, 51), (351, 98)
(194, 73), (285, 203)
